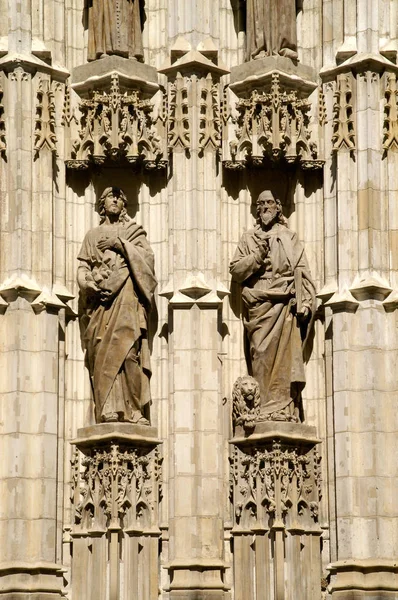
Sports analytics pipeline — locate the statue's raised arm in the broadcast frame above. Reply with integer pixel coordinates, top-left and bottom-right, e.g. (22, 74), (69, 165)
(230, 190), (315, 423)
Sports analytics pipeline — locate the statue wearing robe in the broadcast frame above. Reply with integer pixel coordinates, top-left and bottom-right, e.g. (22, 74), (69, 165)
(230, 191), (315, 421)
(245, 0), (298, 61)
(87, 0), (144, 62)
(77, 187), (156, 424)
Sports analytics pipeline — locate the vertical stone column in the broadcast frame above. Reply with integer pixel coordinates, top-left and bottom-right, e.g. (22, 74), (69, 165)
(159, 50), (230, 599)
(0, 2), (69, 597)
(321, 47), (398, 596)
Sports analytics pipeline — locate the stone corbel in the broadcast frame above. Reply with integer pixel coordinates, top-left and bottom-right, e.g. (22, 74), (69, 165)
(0, 274), (75, 315)
(66, 57), (167, 171)
(160, 272), (229, 308)
(223, 58), (324, 170)
(324, 288), (359, 313)
(382, 290), (398, 313)
(349, 273), (392, 302)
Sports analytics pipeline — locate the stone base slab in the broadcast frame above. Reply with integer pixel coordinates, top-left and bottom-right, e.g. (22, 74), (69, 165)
(229, 55), (317, 95)
(0, 562), (65, 597)
(72, 55), (158, 96)
(168, 562), (229, 599)
(73, 422), (161, 450)
(231, 420), (320, 446)
(328, 559), (398, 595)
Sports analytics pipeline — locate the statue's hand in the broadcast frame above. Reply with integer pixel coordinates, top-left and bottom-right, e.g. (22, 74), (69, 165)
(97, 236), (119, 252)
(99, 287), (114, 302)
(85, 280), (100, 296)
(254, 234), (270, 260)
(297, 306), (310, 321)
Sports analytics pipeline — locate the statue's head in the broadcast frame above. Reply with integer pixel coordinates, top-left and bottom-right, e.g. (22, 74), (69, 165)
(256, 190), (287, 229)
(232, 375), (261, 429)
(99, 186), (129, 223)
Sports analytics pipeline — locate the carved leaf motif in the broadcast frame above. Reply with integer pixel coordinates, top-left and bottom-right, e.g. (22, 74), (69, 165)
(168, 72), (190, 149)
(34, 78), (57, 158)
(332, 73), (356, 153)
(199, 74), (220, 152)
(383, 73), (398, 152)
(226, 74), (322, 169)
(67, 74), (165, 169)
(72, 443), (162, 530)
(231, 441), (321, 527)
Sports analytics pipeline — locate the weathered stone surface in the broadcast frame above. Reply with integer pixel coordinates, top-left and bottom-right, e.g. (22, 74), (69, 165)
(1, 1), (398, 599)
(230, 190), (316, 422)
(77, 187), (157, 425)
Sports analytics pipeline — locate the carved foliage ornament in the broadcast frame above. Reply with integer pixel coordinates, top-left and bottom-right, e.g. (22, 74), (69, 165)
(67, 74), (166, 170)
(225, 74), (323, 170)
(199, 73), (221, 152)
(34, 78), (57, 158)
(332, 72), (355, 153)
(71, 443), (162, 531)
(230, 441), (322, 527)
(383, 72), (398, 152)
(168, 72), (190, 150)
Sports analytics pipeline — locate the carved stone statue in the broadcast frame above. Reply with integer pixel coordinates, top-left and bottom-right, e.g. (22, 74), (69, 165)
(87, 0), (144, 62)
(244, 0), (298, 61)
(230, 190), (315, 422)
(77, 187), (157, 424)
(232, 375), (260, 430)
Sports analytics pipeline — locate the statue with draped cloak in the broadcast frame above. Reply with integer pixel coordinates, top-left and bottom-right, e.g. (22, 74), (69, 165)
(244, 0), (298, 61)
(230, 190), (315, 422)
(77, 186), (156, 424)
(87, 0), (144, 62)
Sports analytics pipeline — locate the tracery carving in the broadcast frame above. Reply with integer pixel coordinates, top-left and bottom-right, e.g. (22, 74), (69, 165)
(225, 74), (323, 169)
(199, 74), (221, 152)
(332, 73), (355, 153)
(34, 78), (57, 157)
(66, 74), (166, 170)
(72, 443), (162, 530)
(383, 72), (398, 152)
(168, 72), (190, 150)
(230, 440), (321, 527)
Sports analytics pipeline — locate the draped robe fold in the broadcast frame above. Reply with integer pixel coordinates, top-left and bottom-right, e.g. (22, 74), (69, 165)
(230, 224), (315, 417)
(87, 0), (143, 61)
(245, 0), (298, 61)
(78, 219), (156, 423)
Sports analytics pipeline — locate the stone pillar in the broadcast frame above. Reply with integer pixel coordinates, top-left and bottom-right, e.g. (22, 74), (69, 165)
(159, 48), (230, 599)
(0, 2), (69, 596)
(320, 48), (398, 597)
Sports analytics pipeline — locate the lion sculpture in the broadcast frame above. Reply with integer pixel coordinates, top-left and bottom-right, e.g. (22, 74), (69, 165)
(232, 376), (261, 430)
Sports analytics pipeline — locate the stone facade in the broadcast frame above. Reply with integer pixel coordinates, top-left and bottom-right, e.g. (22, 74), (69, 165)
(0, 1), (397, 599)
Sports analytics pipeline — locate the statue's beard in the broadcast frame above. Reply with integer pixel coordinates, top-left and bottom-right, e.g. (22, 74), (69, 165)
(260, 209), (278, 228)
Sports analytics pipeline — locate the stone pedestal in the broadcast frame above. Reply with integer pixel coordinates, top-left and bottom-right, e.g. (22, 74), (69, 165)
(229, 422), (322, 600)
(70, 424), (162, 600)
